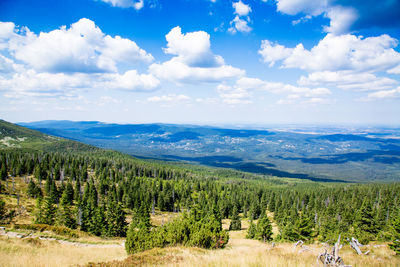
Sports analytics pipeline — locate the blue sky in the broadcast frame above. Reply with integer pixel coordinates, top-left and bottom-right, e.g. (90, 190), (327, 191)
(0, 0), (400, 126)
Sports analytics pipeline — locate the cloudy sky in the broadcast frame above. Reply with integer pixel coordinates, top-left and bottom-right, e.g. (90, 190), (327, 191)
(0, 0), (400, 125)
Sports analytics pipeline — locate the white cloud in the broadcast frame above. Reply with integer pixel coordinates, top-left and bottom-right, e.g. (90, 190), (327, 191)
(149, 27), (245, 84)
(217, 84), (252, 104)
(163, 26), (223, 67)
(233, 1), (252, 16)
(276, 0), (327, 16)
(147, 94), (190, 103)
(103, 70), (160, 91)
(0, 19), (159, 98)
(237, 77), (331, 97)
(228, 1), (252, 34)
(366, 87), (400, 100)
(2, 18), (153, 74)
(258, 40), (292, 67)
(275, 0), (358, 34)
(388, 65), (400, 75)
(323, 6), (358, 35)
(217, 77), (331, 105)
(228, 16), (252, 34)
(259, 33), (400, 73)
(299, 71), (398, 91)
(100, 0), (144, 10)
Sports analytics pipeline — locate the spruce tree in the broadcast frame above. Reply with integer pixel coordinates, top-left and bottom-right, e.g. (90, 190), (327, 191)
(389, 214), (400, 255)
(0, 164), (7, 181)
(354, 199), (378, 244)
(229, 205), (241, 230)
(296, 213), (313, 241)
(256, 214), (273, 242)
(41, 196), (57, 225)
(246, 220), (257, 239)
(58, 201), (77, 229)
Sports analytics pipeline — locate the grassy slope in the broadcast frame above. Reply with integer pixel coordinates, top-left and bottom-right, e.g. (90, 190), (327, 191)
(91, 221), (400, 267)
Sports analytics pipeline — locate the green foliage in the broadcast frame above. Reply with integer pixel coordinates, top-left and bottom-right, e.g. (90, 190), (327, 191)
(353, 199), (378, 244)
(34, 196), (57, 225)
(27, 179), (42, 198)
(389, 214), (400, 255)
(126, 208), (229, 254)
(229, 205), (241, 231)
(246, 214), (273, 242)
(256, 214), (273, 242)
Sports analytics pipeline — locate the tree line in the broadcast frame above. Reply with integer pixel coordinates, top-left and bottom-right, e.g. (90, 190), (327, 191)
(0, 149), (399, 255)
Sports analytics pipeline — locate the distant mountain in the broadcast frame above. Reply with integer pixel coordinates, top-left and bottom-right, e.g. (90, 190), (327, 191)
(0, 119), (98, 153)
(19, 120), (400, 182)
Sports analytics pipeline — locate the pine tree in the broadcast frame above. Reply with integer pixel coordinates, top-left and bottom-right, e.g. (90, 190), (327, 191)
(229, 205), (241, 230)
(389, 214), (400, 255)
(58, 201), (77, 229)
(256, 214), (273, 242)
(0, 164), (7, 181)
(354, 199), (378, 244)
(246, 220), (257, 239)
(106, 201), (127, 237)
(296, 213), (313, 241)
(41, 196), (57, 225)
(27, 179), (42, 198)
(34, 197), (44, 224)
(61, 182), (74, 206)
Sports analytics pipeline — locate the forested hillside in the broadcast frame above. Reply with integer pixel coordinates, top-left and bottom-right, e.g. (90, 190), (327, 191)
(1, 120), (400, 260)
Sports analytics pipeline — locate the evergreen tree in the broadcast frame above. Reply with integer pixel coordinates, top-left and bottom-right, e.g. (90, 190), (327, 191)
(229, 205), (241, 230)
(0, 164), (7, 181)
(354, 199), (378, 244)
(57, 201), (77, 229)
(27, 179), (42, 198)
(41, 196), (57, 225)
(256, 214), (273, 242)
(389, 214), (400, 255)
(106, 201), (127, 237)
(296, 213), (314, 241)
(34, 197), (44, 224)
(61, 182), (74, 206)
(246, 220), (257, 239)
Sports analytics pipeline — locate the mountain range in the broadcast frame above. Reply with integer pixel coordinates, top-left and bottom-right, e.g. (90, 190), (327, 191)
(17, 120), (400, 182)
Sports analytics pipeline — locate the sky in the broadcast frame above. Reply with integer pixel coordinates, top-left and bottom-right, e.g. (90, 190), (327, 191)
(0, 0), (400, 126)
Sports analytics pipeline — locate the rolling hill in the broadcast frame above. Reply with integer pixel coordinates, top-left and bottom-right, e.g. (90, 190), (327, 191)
(19, 120), (400, 182)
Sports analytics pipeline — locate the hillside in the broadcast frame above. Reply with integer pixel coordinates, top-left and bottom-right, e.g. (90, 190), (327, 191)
(20, 120), (400, 182)
(0, 120), (99, 153)
(1, 120), (400, 266)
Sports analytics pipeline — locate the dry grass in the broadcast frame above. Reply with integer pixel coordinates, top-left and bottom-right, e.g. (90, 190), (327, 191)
(151, 211), (180, 226)
(0, 235), (126, 267)
(95, 230), (400, 267)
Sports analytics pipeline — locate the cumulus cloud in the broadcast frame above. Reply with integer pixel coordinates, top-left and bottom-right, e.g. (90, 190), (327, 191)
(149, 27), (245, 84)
(259, 33), (400, 73)
(0, 19), (159, 97)
(275, 0), (400, 34)
(232, 1), (252, 16)
(217, 84), (252, 104)
(100, 0), (144, 10)
(259, 32), (400, 99)
(228, 1), (252, 34)
(299, 71), (398, 91)
(228, 16), (252, 34)
(1, 19), (153, 73)
(163, 26), (223, 68)
(366, 87), (400, 100)
(147, 94), (190, 103)
(217, 77), (331, 105)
